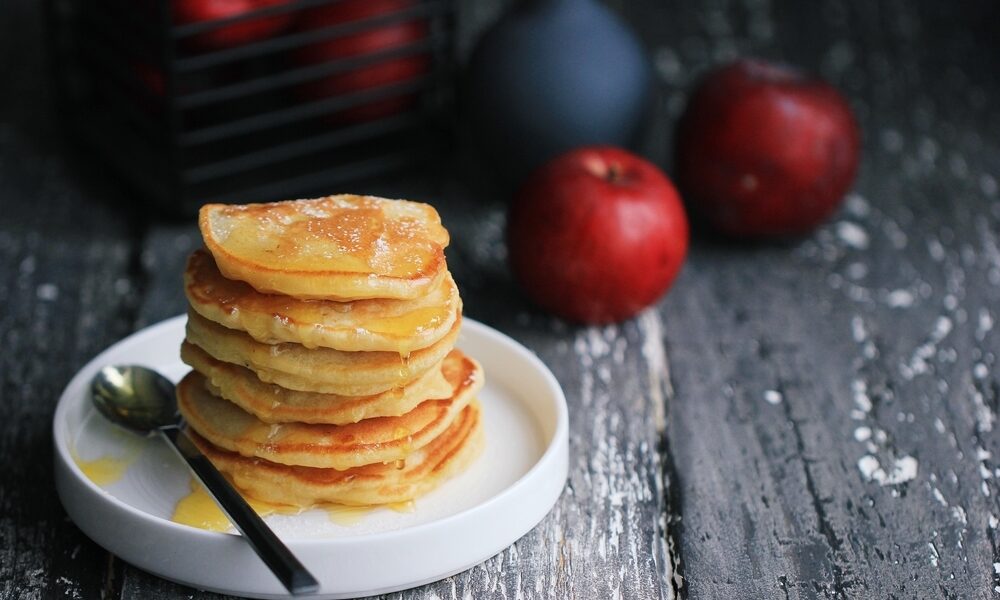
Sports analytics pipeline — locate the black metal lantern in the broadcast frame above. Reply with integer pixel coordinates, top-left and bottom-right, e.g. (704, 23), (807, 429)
(46, 0), (459, 215)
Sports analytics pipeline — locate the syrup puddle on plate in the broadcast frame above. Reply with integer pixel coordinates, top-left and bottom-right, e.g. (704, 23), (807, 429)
(71, 432), (421, 532)
(172, 480), (418, 531)
(323, 504), (372, 526)
(172, 479), (302, 532)
(71, 434), (143, 487)
(74, 455), (133, 486)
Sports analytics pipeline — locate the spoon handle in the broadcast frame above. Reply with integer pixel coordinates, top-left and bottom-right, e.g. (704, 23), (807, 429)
(159, 425), (320, 596)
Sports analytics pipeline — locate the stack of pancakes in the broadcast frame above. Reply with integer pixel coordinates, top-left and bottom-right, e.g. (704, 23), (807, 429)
(176, 195), (484, 507)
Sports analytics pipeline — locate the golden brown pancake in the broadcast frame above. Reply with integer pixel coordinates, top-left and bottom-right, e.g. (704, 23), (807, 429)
(184, 249), (461, 354)
(185, 310), (460, 396)
(199, 195), (450, 301)
(188, 402), (484, 507)
(180, 342), (463, 425)
(178, 351), (481, 469)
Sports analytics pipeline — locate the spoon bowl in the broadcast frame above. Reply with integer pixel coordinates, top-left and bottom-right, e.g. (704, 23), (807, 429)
(91, 365), (177, 433)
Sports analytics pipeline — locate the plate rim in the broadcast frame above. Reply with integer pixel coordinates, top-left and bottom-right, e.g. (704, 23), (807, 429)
(53, 314), (569, 547)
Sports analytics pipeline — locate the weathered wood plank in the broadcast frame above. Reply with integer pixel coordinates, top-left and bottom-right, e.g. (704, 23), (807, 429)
(6, 0), (1000, 598)
(0, 96), (142, 600)
(651, 1), (1000, 597)
(0, 2), (154, 600)
(399, 193), (677, 600)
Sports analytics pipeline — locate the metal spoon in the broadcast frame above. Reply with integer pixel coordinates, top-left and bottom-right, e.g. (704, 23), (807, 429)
(91, 365), (320, 596)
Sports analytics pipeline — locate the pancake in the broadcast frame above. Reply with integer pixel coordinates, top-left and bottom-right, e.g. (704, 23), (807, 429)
(181, 342), (462, 424)
(184, 249), (461, 354)
(188, 401), (484, 507)
(178, 350), (481, 469)
(185, 310), (461, 396)
(200, 195), (450, 301)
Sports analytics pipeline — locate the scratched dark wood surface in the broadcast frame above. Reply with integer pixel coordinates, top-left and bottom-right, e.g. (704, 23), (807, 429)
(3, 0), (1000, 599)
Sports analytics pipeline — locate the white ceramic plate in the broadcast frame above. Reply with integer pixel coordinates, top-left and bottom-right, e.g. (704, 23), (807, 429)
(53, 316), (568, 599)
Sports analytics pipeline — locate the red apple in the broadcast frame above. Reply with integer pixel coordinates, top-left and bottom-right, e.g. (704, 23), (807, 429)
(295, 0), (429, 122)
(173, 0), (293, 50)
(508, 147), (688, 324)
(675, 59), (860, 238)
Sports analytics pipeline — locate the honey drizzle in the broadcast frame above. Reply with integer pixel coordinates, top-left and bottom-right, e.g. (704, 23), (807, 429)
(74, 456), (133, 486)
(323, 504), (373, 526)
(171, 480), (419, 531)
(362, 307), (448, 338)
(171, 479), (301, 532)
(189, 249), (452, 349)
(217, 198), (443, 277)
(71, 438), (142, 487)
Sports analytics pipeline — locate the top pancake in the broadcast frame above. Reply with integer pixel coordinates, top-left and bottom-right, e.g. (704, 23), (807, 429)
(200, 195), (450, 301)
(184, 249), (460, 354)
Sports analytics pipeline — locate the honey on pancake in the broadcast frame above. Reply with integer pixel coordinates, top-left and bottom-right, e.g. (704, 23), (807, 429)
(185, 308), (461, 396)
(363, 306), (449, 339)
(172, 479), (300, 532)
(178, 362), (478, 470)
(186, 402), (483, 507)
(201, 196), (451, 300)
(187, 195), (484, 514)
(392, 426), (413, 452)
(181, 342), (460, 426)
(185, 249), (460, 353)
(365, 305), (451, 358)
(212, 198), (442, 278)
(256, 304), (449, 357)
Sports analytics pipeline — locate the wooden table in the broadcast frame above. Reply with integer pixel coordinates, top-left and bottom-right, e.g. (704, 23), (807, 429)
(3, 1), (1000, 598)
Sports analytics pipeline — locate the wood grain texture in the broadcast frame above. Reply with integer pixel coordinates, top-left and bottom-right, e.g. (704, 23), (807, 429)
(644, 0), (1000, 597)
(0, 3), (149, 600)
(3, 0), (1000, 599)
(0, 165), (136, 600)
(0, 111), (140, 600)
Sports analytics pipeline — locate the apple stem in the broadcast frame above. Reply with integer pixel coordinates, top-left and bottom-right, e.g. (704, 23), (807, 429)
(607, 163), (621, 183)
